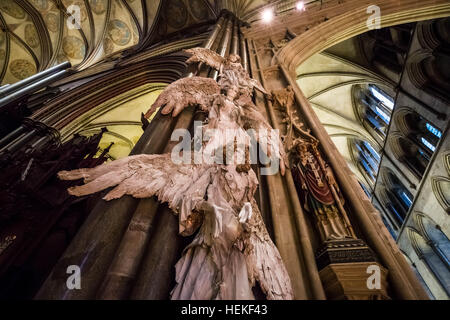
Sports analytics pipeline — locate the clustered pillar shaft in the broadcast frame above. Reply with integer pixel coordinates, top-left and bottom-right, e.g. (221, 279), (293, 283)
(239, 24), (250, 72)
(36, 11), (251, 300)
(210, 16), (233, 80)
(128, 13), (236, 300)
(246, 38), (326, 299)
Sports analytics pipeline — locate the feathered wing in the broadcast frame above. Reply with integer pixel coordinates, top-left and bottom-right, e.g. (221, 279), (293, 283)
(239, 101), (288, 175)
(144, 76), (220, 118)
(58, 153), (213, 235)
(244, 200), (294, 300)
(185, 47), (225, 71)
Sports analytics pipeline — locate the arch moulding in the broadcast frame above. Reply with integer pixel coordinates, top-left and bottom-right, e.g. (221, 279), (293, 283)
(276, 0), (450, 73)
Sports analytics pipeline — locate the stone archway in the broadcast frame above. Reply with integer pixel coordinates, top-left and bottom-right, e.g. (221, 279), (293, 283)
(273, 0), (450, 72)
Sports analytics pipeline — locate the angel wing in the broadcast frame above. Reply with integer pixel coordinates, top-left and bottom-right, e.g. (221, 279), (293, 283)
(144, 76), (220, 119)
(238, 100), (288, 175)
(244, 200), (294, 300)
(58, 153), (214, 235)
(185, 47), (225, 71)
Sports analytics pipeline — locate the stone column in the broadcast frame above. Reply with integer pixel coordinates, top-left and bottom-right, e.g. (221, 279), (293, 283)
(130, 12), (236, 300)
(246, 38), (324, 300)
(35, 14), (228, 300)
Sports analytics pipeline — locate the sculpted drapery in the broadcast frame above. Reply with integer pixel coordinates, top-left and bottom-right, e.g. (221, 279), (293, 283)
(273, 86), (354, 242)
(58, 48), (294, 300)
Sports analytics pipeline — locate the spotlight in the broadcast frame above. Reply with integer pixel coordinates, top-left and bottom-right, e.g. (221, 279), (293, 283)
(296, 1), (305, 11)
(262, 8), (273, 23)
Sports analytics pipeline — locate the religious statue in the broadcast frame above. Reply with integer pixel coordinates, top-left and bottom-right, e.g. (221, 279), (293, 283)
(57, 48), (293, 300)
(273, 86), (355, 243)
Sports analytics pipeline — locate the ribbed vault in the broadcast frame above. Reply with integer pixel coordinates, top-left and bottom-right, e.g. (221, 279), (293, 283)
(0, 0), (303, 85)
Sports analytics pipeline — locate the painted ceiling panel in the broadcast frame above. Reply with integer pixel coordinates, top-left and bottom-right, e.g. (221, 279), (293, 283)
(125, 0), (144, 30)
(60, 23), (87, 66)
(19, 22), (41, 60)
(29, 0), (61, 65)
(104, 1), (139, 57)
(0, 0), (40, 82)
(0, 0), (286, 85)
(4, 36), (37, 84)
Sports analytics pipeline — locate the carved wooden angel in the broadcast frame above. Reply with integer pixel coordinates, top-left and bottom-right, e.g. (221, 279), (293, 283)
(58, 48), (293, 300)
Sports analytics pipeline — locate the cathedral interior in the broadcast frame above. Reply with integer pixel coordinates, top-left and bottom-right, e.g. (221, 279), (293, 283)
(0, 0), (449, 300)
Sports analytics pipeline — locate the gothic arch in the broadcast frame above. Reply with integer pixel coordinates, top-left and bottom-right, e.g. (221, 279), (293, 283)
(407, 18), (450, 103)
(377, 186), (401, 231)
(416, 17), (450, 51)
(352, 84), (394, 145)
(431, 176), (450, 214)
(348, 137), (381, 188)
(395, 107), (444, 146)
(374, 188), (401, 235)
(60, 83), (166, 141)
(407, 227), (450, 295)
(400, 249), (435, 299)
(389, 108), (442, 179)
(407, 50), (450, 103)
(64, 83), (166, 160)
(277, 0), (450, 72)
(388, 133), (429, 179)
(413, 213), (450, 262)
(445, 152), (450, 176)
(378, 167), (414, 225)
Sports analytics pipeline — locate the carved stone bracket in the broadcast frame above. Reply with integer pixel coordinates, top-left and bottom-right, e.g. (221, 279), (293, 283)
(315, 239), (378, 270)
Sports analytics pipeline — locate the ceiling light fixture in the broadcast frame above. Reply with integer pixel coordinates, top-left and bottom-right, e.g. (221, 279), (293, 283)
(296, 1), (305, 11)
(262, 8), (273, 23)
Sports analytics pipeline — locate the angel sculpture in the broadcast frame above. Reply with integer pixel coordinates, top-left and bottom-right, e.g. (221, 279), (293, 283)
(58, 48), (294, 300)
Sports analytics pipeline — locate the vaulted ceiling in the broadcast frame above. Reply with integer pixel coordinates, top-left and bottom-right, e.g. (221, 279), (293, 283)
(0, 0), (302, 85)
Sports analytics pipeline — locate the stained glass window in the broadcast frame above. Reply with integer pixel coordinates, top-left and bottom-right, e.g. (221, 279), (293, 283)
(421, 137), (436, 152)
(426, 123), (442, 138)
(370, 85), (394, 110)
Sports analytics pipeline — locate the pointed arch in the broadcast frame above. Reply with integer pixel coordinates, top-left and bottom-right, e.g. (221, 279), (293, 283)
(431, 176), (450, 214)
